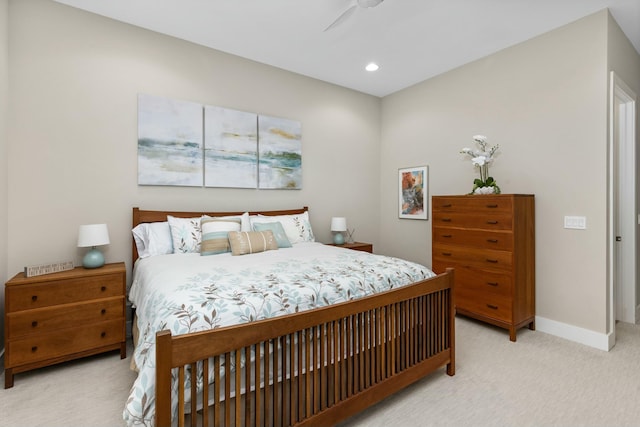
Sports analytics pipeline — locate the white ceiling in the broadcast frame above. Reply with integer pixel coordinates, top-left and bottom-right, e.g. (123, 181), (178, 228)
(53, 0), (640, 97)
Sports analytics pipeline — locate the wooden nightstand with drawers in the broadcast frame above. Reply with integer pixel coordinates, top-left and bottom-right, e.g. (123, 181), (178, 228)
(4, 262), (126, 388)
(328, 242), (373, 253)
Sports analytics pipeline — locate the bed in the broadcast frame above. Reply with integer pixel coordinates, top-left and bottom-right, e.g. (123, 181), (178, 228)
(124, 207), (455, 427)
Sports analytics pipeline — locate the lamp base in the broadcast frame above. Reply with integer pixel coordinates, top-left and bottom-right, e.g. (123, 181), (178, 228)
(333, 232), (345, 245)
(83, 247), (105, 269)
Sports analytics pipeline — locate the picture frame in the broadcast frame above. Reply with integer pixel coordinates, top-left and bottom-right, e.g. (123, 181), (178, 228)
(399, 166), (428, 220)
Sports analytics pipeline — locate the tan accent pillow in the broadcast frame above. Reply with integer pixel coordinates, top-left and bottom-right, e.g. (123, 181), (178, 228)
(228, 230), (278, 256)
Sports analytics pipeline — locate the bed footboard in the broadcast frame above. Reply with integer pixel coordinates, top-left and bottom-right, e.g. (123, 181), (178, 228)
(156, 269), (455, 427)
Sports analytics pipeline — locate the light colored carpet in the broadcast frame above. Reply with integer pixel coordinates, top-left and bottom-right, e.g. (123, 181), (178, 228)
(1, 317), (639, 427)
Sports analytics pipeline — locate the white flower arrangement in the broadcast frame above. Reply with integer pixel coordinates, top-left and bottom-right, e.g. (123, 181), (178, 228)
(460, 134), (501, 194)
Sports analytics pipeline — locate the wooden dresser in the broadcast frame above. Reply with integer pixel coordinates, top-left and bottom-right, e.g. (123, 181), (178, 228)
(431, 194), (535, 341)
(4, 262), (127, 388)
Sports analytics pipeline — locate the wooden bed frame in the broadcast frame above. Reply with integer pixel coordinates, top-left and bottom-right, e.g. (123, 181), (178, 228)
(131, 207), (455, 427)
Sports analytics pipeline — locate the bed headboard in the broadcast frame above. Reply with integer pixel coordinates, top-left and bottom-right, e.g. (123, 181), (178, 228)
(131, 206), (309, 265)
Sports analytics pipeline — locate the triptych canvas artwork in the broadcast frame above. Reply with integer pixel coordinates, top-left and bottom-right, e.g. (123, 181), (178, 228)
(137, 94), (302, 189)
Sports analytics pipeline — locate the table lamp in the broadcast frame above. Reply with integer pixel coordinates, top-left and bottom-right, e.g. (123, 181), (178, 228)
(77, 224), (110, 268)
(331, 217), (347, 245)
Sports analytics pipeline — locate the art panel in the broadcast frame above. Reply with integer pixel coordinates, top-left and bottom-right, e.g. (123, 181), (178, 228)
(204, 106), (258, 188)
(137, 94), (203, 186)
(258, 115), (302, 189)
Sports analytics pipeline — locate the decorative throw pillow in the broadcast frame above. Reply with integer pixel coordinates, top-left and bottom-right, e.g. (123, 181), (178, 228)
(252, 221), (292, 248)
(167, 215), (202, 254)
(200, 217), (242, 256)
(251, 212), (315, 244)
(228, 230), (278, 256)
(132, 221), (173, 258)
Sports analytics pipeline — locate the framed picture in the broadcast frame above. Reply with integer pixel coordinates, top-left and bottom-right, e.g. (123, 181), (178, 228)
(399, 166), (428, 220)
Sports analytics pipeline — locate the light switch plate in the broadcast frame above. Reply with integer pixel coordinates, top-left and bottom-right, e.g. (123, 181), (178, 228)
(564, 216), (586, 229)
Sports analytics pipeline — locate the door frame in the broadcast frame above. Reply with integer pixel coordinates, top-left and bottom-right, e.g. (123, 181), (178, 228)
(608, 71), (638, 348)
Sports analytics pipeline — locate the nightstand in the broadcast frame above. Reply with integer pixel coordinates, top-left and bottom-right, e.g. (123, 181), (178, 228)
(4, 262), (127, 388)
(328, 242), (373, 253)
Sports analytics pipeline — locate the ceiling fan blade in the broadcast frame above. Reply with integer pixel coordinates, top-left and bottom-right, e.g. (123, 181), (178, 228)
(323, 5), (357, 32)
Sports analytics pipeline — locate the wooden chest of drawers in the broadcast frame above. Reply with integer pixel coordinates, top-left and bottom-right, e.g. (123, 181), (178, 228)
(4, 262), (127, 388)
(432, 194), (535, 341)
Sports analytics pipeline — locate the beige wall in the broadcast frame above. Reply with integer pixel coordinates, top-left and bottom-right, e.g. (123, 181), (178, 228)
(380, 11), (612, 337)
(0, 0), (8, 351)
(6, 0), (382, 281)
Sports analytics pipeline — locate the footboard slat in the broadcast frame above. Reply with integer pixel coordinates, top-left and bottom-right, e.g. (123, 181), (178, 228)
(156, 270), (455, 427)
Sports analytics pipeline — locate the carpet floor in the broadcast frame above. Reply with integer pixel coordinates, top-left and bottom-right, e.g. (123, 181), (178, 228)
(1, 317), (639, 427)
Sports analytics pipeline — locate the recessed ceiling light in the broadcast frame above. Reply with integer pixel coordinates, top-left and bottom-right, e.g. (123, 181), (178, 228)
(365, 62), (379, 72)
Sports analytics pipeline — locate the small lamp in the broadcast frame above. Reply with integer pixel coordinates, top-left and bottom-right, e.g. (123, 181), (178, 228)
(331, 217), (347, 245)
(77, 224), (110, 268)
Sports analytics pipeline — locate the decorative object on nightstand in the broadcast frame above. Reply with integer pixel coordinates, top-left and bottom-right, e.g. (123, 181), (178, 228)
(77, 224), (110, 268)
(330, 217), (347, 245)
(4, 262), (127, 388)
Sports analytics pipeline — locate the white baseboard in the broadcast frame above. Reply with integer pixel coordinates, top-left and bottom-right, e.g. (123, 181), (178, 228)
(535, 316), (612, 351)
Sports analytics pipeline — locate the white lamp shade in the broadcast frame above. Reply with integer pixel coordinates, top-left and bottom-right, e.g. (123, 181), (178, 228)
(77, 224), (110, 248)
(330, 217), (347, 232)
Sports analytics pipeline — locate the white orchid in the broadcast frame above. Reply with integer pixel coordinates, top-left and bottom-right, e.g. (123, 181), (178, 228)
(460, 135), (500, 194)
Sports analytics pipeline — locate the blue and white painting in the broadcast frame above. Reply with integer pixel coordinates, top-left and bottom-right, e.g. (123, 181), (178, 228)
(204, 106), (258, 188)
(137, 94), (203, 186)
(258, 115), (302, 189)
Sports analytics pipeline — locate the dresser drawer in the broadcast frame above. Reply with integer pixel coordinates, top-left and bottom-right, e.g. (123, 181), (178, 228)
(433, 227), (513, 251)
(432, 196), (513, 214)
(432, 211), (512, 230)
(6, 319), (124, 366)
(432, 244), (513, 271)
(6, 274), (123, 312)
(7, 297), (124, 339)
(456, 287), (512, 322)
(453, 267), (512, 297)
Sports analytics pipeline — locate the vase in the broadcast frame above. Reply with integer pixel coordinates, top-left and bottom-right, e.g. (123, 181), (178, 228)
(473, 186), (496, 195)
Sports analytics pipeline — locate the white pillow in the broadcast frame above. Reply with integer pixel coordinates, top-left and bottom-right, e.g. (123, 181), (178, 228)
(167, 215), (202, 253)
(132, 222), (173, 258)
(200, 216), (242, 256)
(250, 211), (315, 244)
(239, 212), (251, 232)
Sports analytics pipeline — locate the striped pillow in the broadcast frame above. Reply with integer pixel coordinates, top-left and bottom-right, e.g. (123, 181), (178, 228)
(228, 231), (278, 256)
(200, 217), (242, 256)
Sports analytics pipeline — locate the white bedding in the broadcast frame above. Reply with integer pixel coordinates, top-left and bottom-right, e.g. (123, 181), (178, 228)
(123, 242), (435, 426)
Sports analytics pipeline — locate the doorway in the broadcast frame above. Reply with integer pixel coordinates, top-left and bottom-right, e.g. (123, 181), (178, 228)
(608, 71), (638, 349)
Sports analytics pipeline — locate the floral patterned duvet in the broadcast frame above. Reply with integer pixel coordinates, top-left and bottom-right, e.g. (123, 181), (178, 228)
(123, 242), (434, 426)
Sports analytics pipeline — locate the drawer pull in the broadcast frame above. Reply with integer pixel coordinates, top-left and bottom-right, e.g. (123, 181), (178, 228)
(487, 239), (498, 243)
(486, 259), (498, 263)
(31, 321), (38, 328)
(31, 346), (38, 353)
(486, 204), (498, 208)
(101, 332), (106, 338)
(31, 295), (38, 302)
(441, 234), (452, 238)
(486, 220), (498, 225)
(487, 282), (499, 287)
(441, 203), (452, 208)
(486, 304), (499, 310)
(441, 218), (452, 222)
(101, 309), (106, 315)
(101, 286), (107, 292)
(442, 252), (452, 256)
